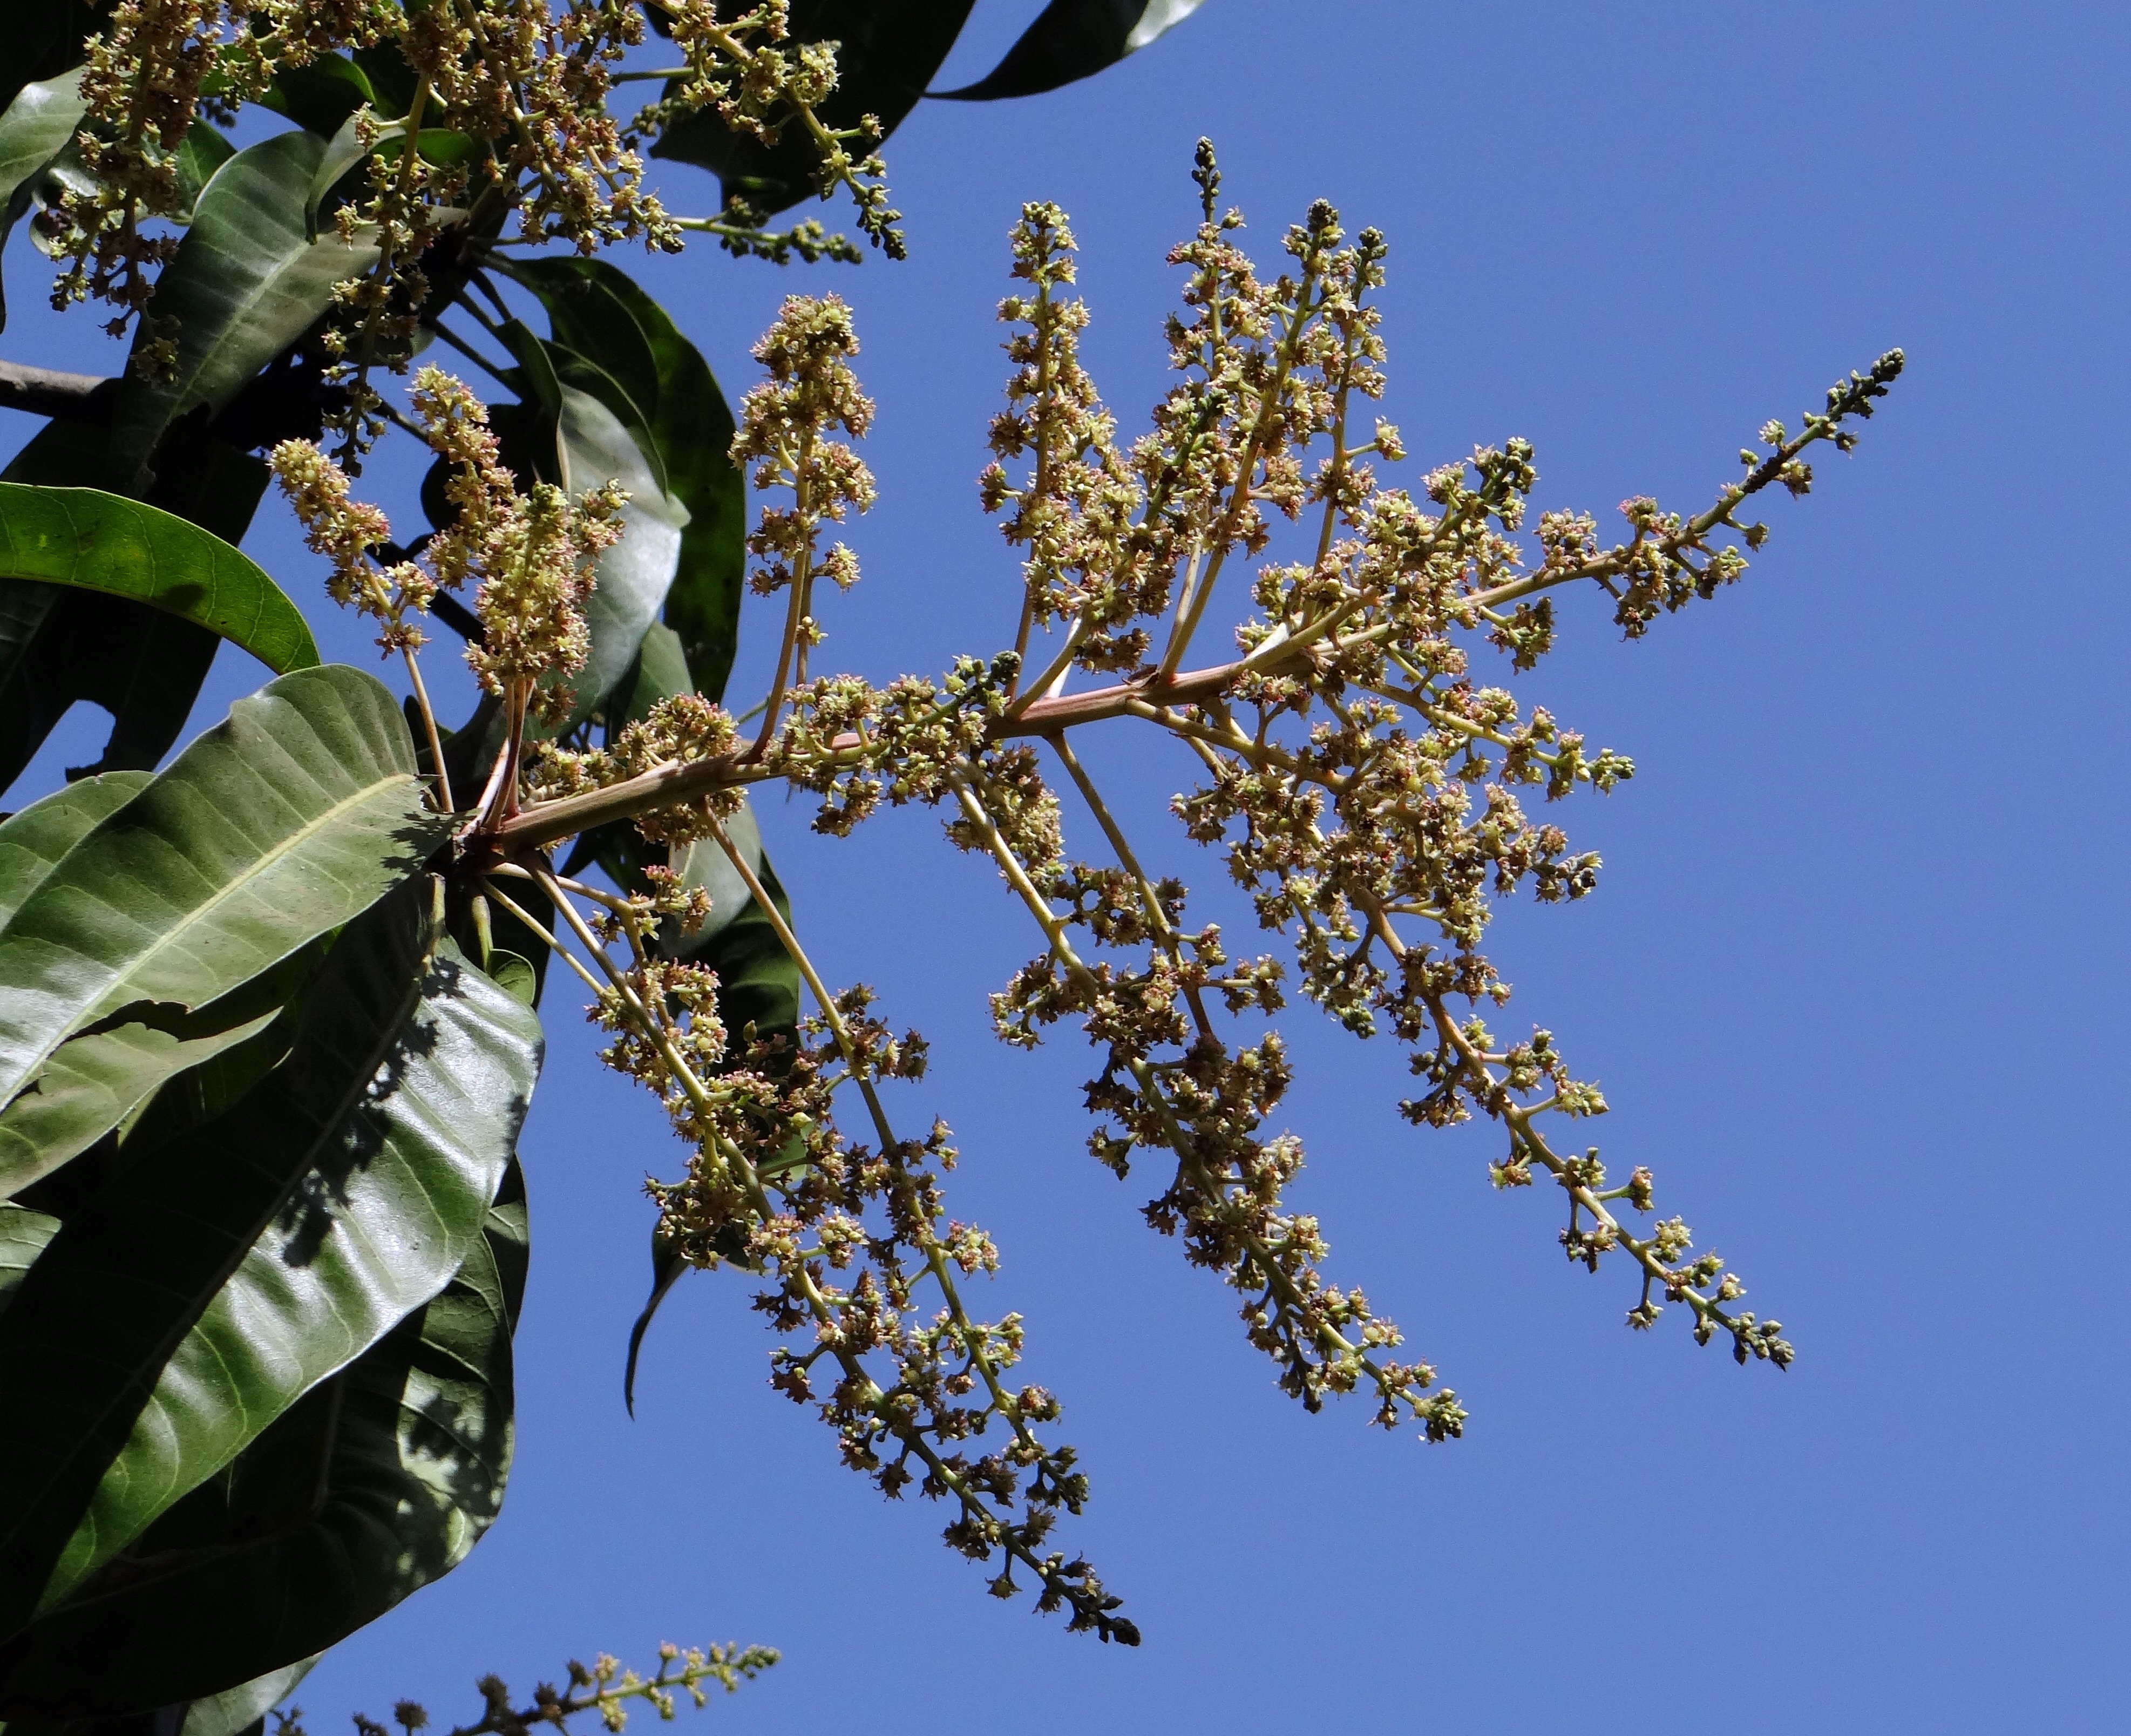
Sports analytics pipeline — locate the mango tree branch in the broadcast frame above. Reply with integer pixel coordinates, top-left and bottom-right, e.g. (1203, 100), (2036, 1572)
(0, 361), (117, 421)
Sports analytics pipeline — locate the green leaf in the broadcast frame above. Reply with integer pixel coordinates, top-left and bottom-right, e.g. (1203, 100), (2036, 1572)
(550, 384), (687, 734)
(0, 483), (319, 674)
(111, 935), (332, 1170)
(484, 948), (537, 1006)
(0, 663), (448, 1114)
(259, 53), (377, 137)
(478, 319), (687, 734)
(669, 801), (800, 1042)
(1, 0), (103, 120)
(0, 1007), (275, 1203)
(933, 0), (1209, 100)
(0, 939), (327, 1203)
(0, 70), (83, 212)
(620, 804), (796, 1408)
(0, 1162), (528, 1719)
(651, 0), (977, 218)
(0, 774), (154, 930)
(0, 67), (79, 334)
(0, 885), (541, 1648)
(107, 130), (381, 489)
(181, 1656), (320, 1736)
(0, 422), (270, 798)
(624, 1226), (690, 1417)
(171, 118), (237, 221)
(503, 259), (746, 701)
(0, 1202), (57, 1319)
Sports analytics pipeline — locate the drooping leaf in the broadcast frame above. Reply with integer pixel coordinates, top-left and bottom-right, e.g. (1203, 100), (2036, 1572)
(503, 259), (746, 700)
(0, 415), (272, 798)
(474, 318), (687, 734)
(0, 884), (541, 1645)
(933, 0), (1209, 100)
(0, 663), (447, 1112)
(111, 933), (337, 1170)
(606, 622), (695, 733)
(0, 940), (327, 1202)
(651, 1), (978, 218)
(171, 118), (237, 220)
(0, 1202), (57, 1318)
(0, 1162), (530, 1719)
(619, 804), (799, 1403)
(549, 383), (687, 733)
(0, 1008), (275, 1203)
(0, 483), (319, 673)
(624, 1226), (690, 1417)
(107, 129), (381, 489)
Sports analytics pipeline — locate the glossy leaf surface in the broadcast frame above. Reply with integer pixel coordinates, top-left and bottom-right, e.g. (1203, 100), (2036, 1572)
(0, 484), (318, 673)
(0, 663), (446, 1111)
(0, 70), (83, 209)
(651, 0), (976, 216)
(0, 425), (266, 797)
(552, 383), (687, 731)
(0, 1164), (528, 1718)
(934, 0), (1209, 99)
(507, 259), (746, 700)
(107, 130), (381, 487)
(0, 887), (540, 1645)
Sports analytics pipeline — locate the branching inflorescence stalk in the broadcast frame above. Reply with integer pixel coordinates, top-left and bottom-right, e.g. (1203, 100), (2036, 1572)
(273, 143), (1903, 1640)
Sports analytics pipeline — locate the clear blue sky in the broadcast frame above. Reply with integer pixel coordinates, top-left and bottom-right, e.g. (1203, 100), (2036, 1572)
(6, 1), (2126, 1729)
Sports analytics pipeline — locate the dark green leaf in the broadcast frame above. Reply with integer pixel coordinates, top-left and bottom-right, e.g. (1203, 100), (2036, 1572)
(372, 127), (481, 167)
(259, 53), (377, 137)
(0, 1009), (275, 1201)
(348, 45), (418, 119)
(651, 1), (977, 218)
(0, 1202), (57, 1319)
(107, 130), (381, 489)
(0, 484), (319, 674)
(171, 119), (236, 221)
(113, 933), (337, 1169)
(0, 663), (447, 1113)
(503, 260), (746, 701)
(620, 805), (796, 1405)
(623, 1227), (689, 1417)
(0, 2), (98, 139)
(0, 423), (270, 797)
(481, 320), (688, 724)
(933, 0), (1209, 100)
(0, 1159), (530, 1718)
(605, 622), (693, 735)
(0, 884), (541, 1645)
(669, 800), (800, 1040)
(0, 940), (328, 1202)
